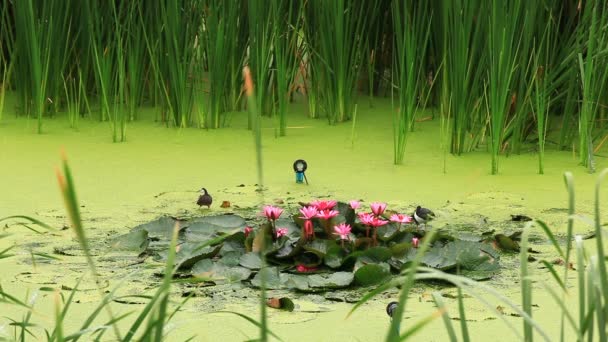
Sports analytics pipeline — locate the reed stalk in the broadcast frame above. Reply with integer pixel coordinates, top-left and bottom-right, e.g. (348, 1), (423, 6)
(392, 0), (431, 164)
(158, 0), (204, 128)
(577, 1), (608, 170)
(271, 0), (304, 136)
(306, 0), (379, 124)
(487, 1), (524, 174)
(201, 0), (247, 128)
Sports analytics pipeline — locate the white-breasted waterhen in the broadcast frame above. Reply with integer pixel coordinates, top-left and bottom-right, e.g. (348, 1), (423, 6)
(197, 188), (213, 208)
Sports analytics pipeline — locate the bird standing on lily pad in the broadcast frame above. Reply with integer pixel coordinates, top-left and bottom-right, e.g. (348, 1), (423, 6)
(412, 206), (435, 228)
(197, 188), (212, 208)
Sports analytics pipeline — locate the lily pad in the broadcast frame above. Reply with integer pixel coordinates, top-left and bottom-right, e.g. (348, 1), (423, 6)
(185, 215), (247, 240)
(251, 267), (283, 289)
(173, 242), (222, 269)
(357, 246), (392, 263)
(132, 216), (187, 240)
(308, 272), (354, 289)
(110, 230), (149, 254)
(191, 259), (252, 283)
(354, 263), (391, 286)
(239, 252), (263, 270)
(324, 246), (349, 268)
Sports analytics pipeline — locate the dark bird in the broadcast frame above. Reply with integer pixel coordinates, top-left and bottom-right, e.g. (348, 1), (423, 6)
(197, 188), (212, 208)
(412, 206), (435, 227)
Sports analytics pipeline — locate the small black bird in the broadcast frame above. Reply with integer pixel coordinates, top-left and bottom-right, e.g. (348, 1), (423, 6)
(412, 206), (435, 227)
(197, 188), (212, 208)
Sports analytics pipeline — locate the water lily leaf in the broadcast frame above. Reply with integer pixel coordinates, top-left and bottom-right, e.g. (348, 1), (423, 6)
(218, 251), (242, 267)
(324, 246), (348, 268)
(357, 246), (392, 263)
(376, 223), (400, 241)
(174, 242), (222, 269)
(251, 267), (282, 289)
(282, 274), (310, 290)
(185, 215), (247, 241)
(239, 252), (263, 270)
(110, 229), (149, 254)
(191, 259), (252, 283)
(275, 238), (303, 259)
(294, 251), (322, 267)
(419, 240), (500, 278)
(354, 263), (391, 286)
(191, 214), (247, 228)
(220, 236), (246, 255)
(303, 239), (335, 257)
(389, 242), (414, 257)
(132, 216), (187, 240)
(336, 202), (356, 225)
(308, 272), (354, 289)
(419, 244), (457, 270)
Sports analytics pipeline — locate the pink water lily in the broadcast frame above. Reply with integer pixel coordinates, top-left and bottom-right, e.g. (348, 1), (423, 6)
(299, 206), (318, 219)
(310, 200), (337, 211)
(244, 226), (253, 237)
(369, 217), (389, 227)
(299, 206), (318, 240)
(369, 217), (388, 246)
(316, 209), (339, 220)
(412, 237), (419, 248)
(357, 212), (375, 225)
(370, 202), (387, 216)
(276, 227), (288, 238)
(334, 223), (352, 240)
(390, 214), (412, 224)
(358, 212), (375, 238)
(349, 200), (361, 210)
(263, 205), (283, 221)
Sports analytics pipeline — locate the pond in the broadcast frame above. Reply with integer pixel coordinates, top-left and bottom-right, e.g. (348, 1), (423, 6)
(0, 96), (606, 341)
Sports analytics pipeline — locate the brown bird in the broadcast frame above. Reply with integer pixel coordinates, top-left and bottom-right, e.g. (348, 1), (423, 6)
(197, 188), (212, 208)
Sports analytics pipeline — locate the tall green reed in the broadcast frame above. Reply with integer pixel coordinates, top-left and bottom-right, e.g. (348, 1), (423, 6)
(576, 1), (608, 171)
(487, 1), (525, 174)
(271, 0), (304, 136)
(158, 0), (204, 128)
(201, 0), (247, 128)
(305, 0), (379, 124)
(392, 0), (431, 165)
(247, 0), (275, 127)
(437, 0), (486, 154)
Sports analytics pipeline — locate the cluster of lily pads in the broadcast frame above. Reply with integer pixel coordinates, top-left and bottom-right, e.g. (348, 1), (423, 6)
(109, 200), (516, 291)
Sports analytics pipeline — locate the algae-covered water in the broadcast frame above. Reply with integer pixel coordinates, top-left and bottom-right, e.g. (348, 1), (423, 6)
(1, 95), (607, 341)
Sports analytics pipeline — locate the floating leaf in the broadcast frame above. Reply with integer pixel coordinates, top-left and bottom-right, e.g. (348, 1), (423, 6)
(173, 242), (222, 269)
(251, 267), (282, 289)
(185, 215), (247, 241)
(191, 259), (251, 283)
(308, 272), (354, 288)
(376, 223), (400, 241)
(357, 246), (392, 263)
(294, 251), (323, 267)
(354, 263), (391, 286)
(239, 252), (263, 270)
(110, 229), (149, 254)
(131, 216), (187, 240)
(324, 246), (348, 268)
